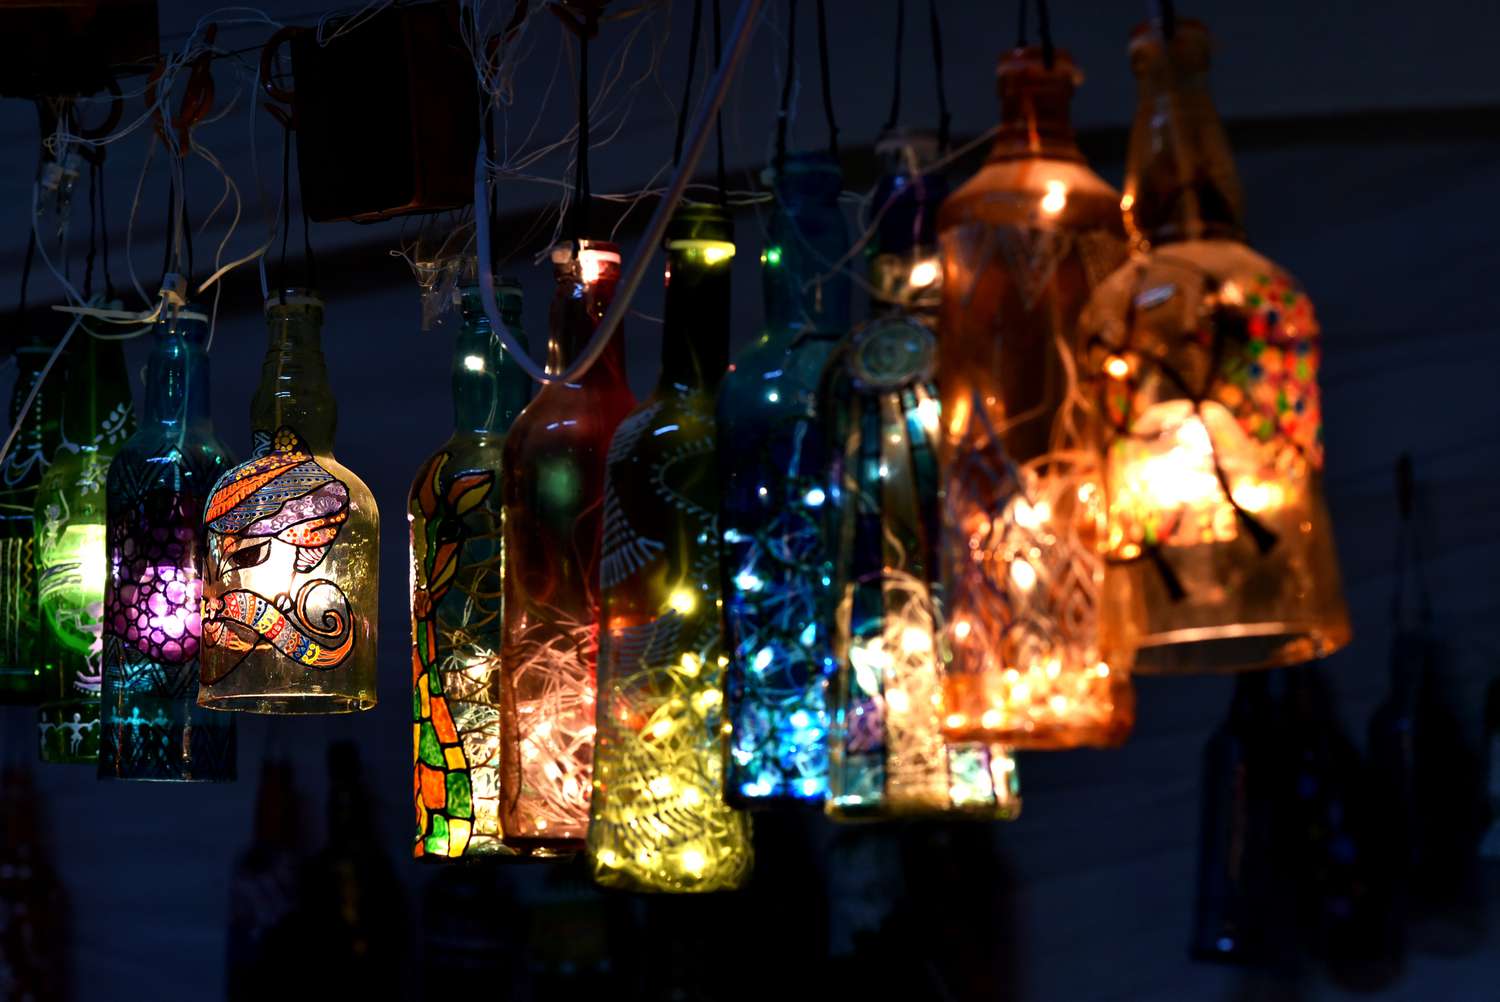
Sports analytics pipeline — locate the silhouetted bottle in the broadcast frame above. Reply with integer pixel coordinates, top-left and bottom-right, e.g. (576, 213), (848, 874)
(296, 742), (406, 995)
(226, 758), (304, 1001)
(1192, 672), (1277, 965)
(0, 766), (67, 1001)
(1482, 677), (1500, 861)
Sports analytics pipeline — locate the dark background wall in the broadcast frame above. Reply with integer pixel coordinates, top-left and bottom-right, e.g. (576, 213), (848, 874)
(1, 2), (1499, 999)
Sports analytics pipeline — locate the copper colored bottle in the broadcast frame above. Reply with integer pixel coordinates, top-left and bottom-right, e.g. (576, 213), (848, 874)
(1077, 20), (1350, 675)
(499, 241), (635, 853)
(937, 47), (1133, 749)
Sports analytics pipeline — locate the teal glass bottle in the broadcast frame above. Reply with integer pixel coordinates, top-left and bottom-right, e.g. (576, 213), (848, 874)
(35, 332), (134, 763)
(1, 332), (65, 703)
(589, 204), (753, 891)
(98, 307), (237, 781)
(411, 278), (540, 860)
(719, 151), (852, 806)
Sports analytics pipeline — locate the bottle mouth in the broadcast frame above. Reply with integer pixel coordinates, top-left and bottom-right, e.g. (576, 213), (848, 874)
(264, 288), (324, 313)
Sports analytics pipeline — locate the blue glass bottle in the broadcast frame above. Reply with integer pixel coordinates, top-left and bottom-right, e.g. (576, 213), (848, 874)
(719, 152), (851, 806)
(99, 307), (236, 780)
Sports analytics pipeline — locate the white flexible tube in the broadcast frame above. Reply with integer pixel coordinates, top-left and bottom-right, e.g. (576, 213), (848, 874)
(474, 0), (765, 385)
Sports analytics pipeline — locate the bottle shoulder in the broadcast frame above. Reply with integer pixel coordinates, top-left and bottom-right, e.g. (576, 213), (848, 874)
(941, 158), (1125, 235)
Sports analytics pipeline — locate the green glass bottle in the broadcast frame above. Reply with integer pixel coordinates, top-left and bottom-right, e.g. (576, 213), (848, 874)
(35, 332), (135, 763)
(1, 332), (65, 703)
(589, 204), (753, 892)
(411, 277), (542, 860)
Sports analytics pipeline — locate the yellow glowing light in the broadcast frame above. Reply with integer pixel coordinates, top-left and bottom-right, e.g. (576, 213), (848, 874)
(462, 354), (485, 372)
(1041, 180), (1068, 215)
(1230, 480), (1284, 514)
(535, 818), (549, 831)
(944, 713), (966, 730)
(1009, 559), (1037, 592)
(667, 589), (696, 615)
(908, 258), (940, 288)
(1010, 498), (1051, 531)
(952, 618), (972, 641)
(916, 397), (941, 437)
(648, 776), (675, 798)
(597, 849), (620, 867)
(1104, 355), (1131, 380)
(885, 688), (911, 714)
(649, 719), (674, 740)
(668, 238), (736, 266)
(980, 710), (1003, 729)
(947, 395), (970, 437)
(680, 652), (702, 677)
(1120, 193), (1135, 212)
(900, 626), (931, 655)
(679, 848), (707, 876)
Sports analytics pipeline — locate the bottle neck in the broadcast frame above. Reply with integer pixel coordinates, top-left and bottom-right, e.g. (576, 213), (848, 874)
(253, 305), (336, 452)
(660, 243), (732, 395)
(547, 266), (625, 383)
(1124, 25), (1245, 247)
(61, 335), (133, 452)
(762, 171), (852, 336)
(451, 301), (529, 435)
(989, 48), (1087, 164)
(144, 328), (212, 431)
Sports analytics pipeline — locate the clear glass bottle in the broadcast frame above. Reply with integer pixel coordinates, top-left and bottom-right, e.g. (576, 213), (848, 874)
(99, 307), (237, 780)
(719, 151), (852, 806)
(499, 241), (636, 854)
(820, 145), (1020, 821)
(199, 291), (379, 713)
(589, 204), (753, 892)
(1078, 20), (1350, 674)
(35, 332), (134, 763)
(938, 47), (1134, 749)
(1, 332), (65, 703)
(411, 277), (543, 860)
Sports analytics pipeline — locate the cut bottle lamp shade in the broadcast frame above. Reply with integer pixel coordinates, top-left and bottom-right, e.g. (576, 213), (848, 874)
(100, 307), (236, 780)
(937, 45), (1135, 749)
(1077, 18), (1350, 674)
(199, 292), (380, 712)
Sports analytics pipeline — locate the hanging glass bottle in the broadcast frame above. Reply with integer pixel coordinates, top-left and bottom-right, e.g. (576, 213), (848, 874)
(35, 332), (134, 763)
(98, 307), (236, 780)
(820, 137), (1020, 820)
(411, 275), (542, 860)
(499, 241), (635, 854)
(719, 151), (851, 806)
(1, 332), (65, 704)
(938, 47), (1134, 749)
(199, 291), (379, 713)
(589, 204), (753, 891)
(1077, 19), (1350, 674)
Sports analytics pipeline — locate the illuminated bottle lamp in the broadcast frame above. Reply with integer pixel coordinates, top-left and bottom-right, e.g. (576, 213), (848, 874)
(718, 151), (852, 807)
(1, 333), (65, 704)
(589, 204), (752, 892)
(819, 139), (1020, 820)
(99, 307), (236, 780)
(411, 274), (542, 860)
(35, 333), (134, 764)
(199, 291), (380, 712)
(1078, 18), (1350, 674)
(499, 241), (635, 854)
(937, 46), (1135, 749)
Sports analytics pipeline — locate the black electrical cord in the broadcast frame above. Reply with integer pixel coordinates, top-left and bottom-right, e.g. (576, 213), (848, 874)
(570, 31), (591, 242)
(97, 159), (115, 301)
(814, 0), (838, 160)
(928, 0), (950, 152)
(881, 0), (904, 137)
(1017, 0), (1027, 47)
(1155, 0), (1176, 39)
(1036, 0), (1054, 68)
(774, 0), (797, 176)
(672, 0), (704, 167)
(711, 0), (727, 202)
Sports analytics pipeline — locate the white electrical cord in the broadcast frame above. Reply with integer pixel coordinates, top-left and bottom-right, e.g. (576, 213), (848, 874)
(473, 0), (766, 385)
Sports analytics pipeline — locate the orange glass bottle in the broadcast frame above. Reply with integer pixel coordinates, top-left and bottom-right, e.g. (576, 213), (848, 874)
(499, 241), (635, 853)
(938, 47), (1134, 748)
(1077, 20), (1350, 674)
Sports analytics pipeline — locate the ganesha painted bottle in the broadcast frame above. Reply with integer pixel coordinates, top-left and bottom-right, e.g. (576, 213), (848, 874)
(498, 242), (635, 854)
(199, 291), (379, 714)
(100, 307), (236, 780)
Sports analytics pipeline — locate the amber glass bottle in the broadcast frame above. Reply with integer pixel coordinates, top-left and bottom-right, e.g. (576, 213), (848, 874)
(589, 204), (753, 891)
(938, 47), (1133, 749)
(499, 241), (636, 854)
(199, 292), (380, 713)
(1078, 21), (1350, 674)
